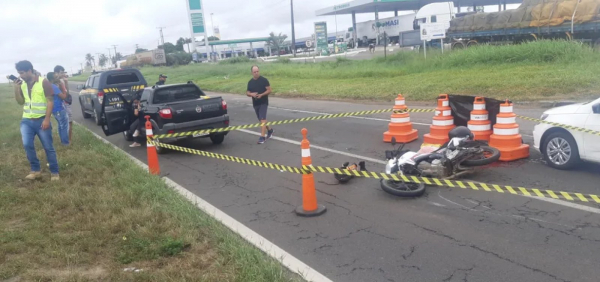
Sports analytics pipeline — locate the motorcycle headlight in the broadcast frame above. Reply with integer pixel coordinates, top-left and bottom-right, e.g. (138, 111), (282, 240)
(541, 114), (549, 121)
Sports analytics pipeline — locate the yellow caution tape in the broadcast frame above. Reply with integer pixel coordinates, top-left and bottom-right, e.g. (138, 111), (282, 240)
(517, 115), (600, 136)
(152, 108), (435, 139)
(148, 140), (600, 204)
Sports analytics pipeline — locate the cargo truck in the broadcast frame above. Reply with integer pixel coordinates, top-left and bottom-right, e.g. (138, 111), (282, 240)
(398, 0), (600, 50)
(120, 49), (167, 67)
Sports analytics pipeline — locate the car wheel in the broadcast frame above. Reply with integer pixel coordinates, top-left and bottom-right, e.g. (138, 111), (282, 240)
(542, 131), (580, 170)
(94, 107), (102, 125)
(155, 143), (167, 154)
(210, 134), (225, 145)
(80, 97), (91, 118)
(123, 131), (133, 141)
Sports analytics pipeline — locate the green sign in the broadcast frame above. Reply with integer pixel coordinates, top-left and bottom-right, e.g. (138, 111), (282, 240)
(191, 13), (205, 34)
(189, 0), (201, 10)
(314, 22), (329, 56)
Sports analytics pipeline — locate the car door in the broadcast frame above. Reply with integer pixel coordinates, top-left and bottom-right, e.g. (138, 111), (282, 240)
(583, 103), (600, 162)
(100, 89), (132, 136)
(80, 77), (92, 111)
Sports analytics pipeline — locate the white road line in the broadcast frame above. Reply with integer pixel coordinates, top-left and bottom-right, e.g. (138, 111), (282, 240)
(254, 104), (432, 126)
(238, 129), (386, 165)
(262, 105), (535, 137)
(75, 121), (334, 282)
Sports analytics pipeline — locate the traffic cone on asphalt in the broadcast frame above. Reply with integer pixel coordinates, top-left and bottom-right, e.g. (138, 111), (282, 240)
(423, 94), (455, 146)
(296, 128), (327, 217)
(489, 100), (530, 161)
(145, 116), (160, 175)
(468, 97), (493, 141)
(383, 94), (418, 143)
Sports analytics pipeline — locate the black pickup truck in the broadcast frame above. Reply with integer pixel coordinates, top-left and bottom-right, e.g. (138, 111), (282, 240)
(101, 81), (229, 153)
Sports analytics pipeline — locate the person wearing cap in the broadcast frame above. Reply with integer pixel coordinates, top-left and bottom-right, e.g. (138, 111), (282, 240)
(156, 74), (167, 85)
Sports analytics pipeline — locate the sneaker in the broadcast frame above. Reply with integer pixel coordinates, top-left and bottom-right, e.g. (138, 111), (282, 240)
(51, 174), (60, 181)
(257, 136), (266, 144)
(25, 171), (41, 180)
(133, 130), (139, 137)
(267, 128), (274, 139)
(129, 142), (141, 147)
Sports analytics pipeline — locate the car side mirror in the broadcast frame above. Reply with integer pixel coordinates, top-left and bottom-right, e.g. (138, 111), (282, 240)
(593, 104), (600, 114)
(391, 137), (397, 146)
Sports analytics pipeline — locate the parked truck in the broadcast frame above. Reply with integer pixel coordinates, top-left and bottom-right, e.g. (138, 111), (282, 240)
(446, 0), (600, 49)
(344, 13), (416, 48)
(399, 0), (600, 50)
(120, 49), (167, 67)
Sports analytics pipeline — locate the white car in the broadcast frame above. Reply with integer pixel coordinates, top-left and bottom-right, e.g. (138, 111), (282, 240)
(533, 97), (600, 169)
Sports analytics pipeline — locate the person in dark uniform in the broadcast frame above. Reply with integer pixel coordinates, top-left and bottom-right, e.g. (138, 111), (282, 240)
(246, 65), (273, 144)
(156, 74), (167, 85)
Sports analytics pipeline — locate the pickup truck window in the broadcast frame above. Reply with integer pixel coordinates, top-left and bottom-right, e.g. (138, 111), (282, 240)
(92, 76), (100, 89)
(106, 72), (140, 85)
(140, 89), (151, 103)
(152, 86), (204, 104)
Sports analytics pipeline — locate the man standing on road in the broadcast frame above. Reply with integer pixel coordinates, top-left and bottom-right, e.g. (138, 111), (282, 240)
(14, 60), (60, 181)
(246, 65), (273, 144)
(54, 65), (73, 144)
(156, 74), (167, 85)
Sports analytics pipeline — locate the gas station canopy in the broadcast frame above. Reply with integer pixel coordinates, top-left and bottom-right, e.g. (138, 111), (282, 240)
(316, 0), (523, 16)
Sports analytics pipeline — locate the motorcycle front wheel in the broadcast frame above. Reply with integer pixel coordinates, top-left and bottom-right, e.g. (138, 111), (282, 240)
(380, 179), (426, 197)
(461, 146), (501, 166)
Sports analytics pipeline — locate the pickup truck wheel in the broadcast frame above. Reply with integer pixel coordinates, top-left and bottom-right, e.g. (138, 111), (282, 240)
(94, 107), (103, 125)
(123, 131), (133, 141)
(155, 143), (167, 154)
(210, 134), (225, 145)
(80, 97), (91, 118)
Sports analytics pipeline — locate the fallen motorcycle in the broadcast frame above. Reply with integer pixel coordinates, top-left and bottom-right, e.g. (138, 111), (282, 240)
(381, 126), (501, 197)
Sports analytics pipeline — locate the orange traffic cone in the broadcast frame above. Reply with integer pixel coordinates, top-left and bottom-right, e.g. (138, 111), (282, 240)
(423, 94), (455, 146)
(468, 97), (492, 141)
(383, 94), (418, 143)
(296, 128), (326, 217)
(489, 100), (530, 161)
(145, 115), (160, 175)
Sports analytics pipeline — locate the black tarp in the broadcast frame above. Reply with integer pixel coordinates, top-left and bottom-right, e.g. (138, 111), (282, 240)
(447, 95), (509, 127)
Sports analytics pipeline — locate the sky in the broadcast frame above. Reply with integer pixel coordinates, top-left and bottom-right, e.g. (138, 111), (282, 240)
(0, 0), (517, 79)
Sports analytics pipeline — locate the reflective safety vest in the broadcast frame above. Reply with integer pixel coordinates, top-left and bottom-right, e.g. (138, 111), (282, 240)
(21, 76), (47, 119)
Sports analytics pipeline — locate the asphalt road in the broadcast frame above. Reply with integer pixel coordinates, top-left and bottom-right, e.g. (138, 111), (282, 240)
(69, 83), (600, 282)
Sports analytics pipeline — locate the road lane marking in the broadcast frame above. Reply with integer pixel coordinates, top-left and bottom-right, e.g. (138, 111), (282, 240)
(263, 105), (535, 137)
(75, 121), (334, 282)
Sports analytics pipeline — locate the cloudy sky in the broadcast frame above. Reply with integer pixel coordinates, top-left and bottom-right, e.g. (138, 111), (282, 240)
(1, 0), (512, 79)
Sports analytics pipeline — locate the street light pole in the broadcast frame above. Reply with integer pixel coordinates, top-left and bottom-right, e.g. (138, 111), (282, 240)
(291, 0), (296, 57)
(210, 13), (214, 37)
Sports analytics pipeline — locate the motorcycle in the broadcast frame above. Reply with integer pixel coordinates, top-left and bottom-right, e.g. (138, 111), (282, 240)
(381, 126), (501, 197)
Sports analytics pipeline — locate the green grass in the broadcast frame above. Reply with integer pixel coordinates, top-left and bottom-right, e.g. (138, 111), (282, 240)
(69, 73), (90, 82)
(0, 83), (300, 281)
(139, 40), (600, 102)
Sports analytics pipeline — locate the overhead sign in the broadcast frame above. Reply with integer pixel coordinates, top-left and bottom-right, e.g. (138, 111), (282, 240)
(314, 22), (329, 55)
(420, 23), (448, 41)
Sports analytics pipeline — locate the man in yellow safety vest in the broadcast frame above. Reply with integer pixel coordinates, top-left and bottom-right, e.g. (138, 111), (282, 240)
(13, 60), (60, 181)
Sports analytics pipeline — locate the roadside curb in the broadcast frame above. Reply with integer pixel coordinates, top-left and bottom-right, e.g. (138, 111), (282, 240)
(75, 121), (333, 282)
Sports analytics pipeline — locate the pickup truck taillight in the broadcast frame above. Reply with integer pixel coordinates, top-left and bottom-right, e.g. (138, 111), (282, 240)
(97, 91), (104, 105)
(221, 100), (227, 110)
(159, 108), (173, 119)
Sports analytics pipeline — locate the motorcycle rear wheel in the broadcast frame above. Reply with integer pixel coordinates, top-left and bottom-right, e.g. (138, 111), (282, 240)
(461, 146), (501, 166)
(380, 179), (426, 197)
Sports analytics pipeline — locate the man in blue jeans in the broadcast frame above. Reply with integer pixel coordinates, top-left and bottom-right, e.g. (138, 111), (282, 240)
(47, 72), (70, 145)
(13, 60), (60, 181)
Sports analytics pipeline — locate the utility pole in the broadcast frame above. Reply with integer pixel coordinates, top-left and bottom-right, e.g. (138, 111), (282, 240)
(157, 27), (166, 46)
(290, 0), (296, 57)
(112, 45), (118, 67)
(135, 44), (139, 50)
(96, 53), (101, 69)
(210, 13), (214, 37)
